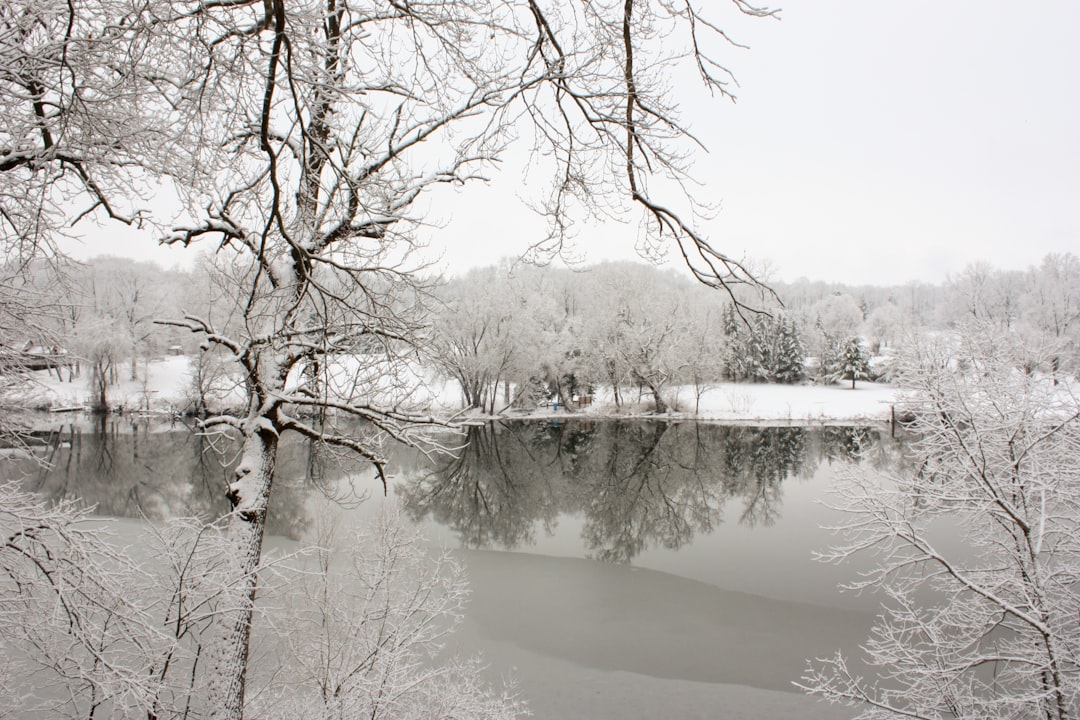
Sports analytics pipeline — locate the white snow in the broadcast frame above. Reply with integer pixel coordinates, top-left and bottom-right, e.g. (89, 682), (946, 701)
(687, 380), (898, 423)
(484, 380), (900, 424)
(18, 356), (196, 412)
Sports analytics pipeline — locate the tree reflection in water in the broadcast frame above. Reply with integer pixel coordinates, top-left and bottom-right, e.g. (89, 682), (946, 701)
(14, 417), (316, 539)
(401, 421), (900, 563)
(398, 422), (568, 550)
(7, 418), (902, 553)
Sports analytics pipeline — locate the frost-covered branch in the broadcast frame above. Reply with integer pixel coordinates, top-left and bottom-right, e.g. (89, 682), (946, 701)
(802, 325), (1080, 720)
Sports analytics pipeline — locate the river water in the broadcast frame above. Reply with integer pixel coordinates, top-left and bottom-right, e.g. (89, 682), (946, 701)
(8, 417), (904, 719)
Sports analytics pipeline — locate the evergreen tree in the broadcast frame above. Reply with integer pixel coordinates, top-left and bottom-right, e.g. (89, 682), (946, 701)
(721, 304), (754, 381)
(751, 316), (772, 382)
(829, 336), (872, 389)
(772, 317), (806, 384)
(721, 306), (806, 383)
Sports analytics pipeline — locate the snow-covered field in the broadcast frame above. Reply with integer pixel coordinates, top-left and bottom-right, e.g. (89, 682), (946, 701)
(18, 355), (900, 424)
(533, 380), (899, 424)
(17, 356), (196, 412)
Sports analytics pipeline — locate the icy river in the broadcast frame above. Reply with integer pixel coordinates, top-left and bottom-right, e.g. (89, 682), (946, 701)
(10, 417), (905, 719)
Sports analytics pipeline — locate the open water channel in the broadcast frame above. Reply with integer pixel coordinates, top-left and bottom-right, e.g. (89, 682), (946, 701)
(7, 416), (906, 719)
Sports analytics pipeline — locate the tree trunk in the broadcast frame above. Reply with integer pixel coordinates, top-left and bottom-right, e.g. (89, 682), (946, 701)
(635, 372), (667, 413)
(652, 386), (668, 413)
(206, 423), (278, 720)
(606, 364), (622, 408)
(91, 357), (110, 413)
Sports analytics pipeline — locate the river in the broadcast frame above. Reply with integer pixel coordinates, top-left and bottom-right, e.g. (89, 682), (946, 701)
(7, 416), (904, 719)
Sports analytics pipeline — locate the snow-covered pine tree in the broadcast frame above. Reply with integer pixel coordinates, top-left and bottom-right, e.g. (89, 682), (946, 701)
(751, 316), (773, 382)
(772, 316), (806, 384)
(721, 307), (806, 383)
(830, 336), (872, 389)
(721, 304), (753, 381)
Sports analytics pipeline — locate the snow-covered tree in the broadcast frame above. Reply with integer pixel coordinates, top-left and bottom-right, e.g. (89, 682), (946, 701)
(1020, 253), (1080, 378)
(66, 258), (173, 406)
(681, 306), (727, 413)
(0, 0), (180, 422)
(810, 293), (863, 345)
(721, 301), (756, 381)
(0, 0), (168, 255)
(861, 301), (906, 354)
(581, 272), (634, 409)
(0, 481), (197, 718)
(0, 260), (62, 444)
(432, 267), (520, 413)
(801, 326), (1080, 719)
(0, 481), (523, 718)
(764, 314), (806, 384)
(93, 258), (170, 381)
(943, 262), (1025, 330)
(2, 488), (325, 718)
(826, 335), (871, 389)
(507, 265), (593, 410)
(608, 271), (688, 413)
(721, 304), (804, 384)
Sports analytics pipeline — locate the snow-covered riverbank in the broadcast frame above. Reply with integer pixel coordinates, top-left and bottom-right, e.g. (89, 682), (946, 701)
(486, 380), (899, 425)
(16, 355), (901, 425)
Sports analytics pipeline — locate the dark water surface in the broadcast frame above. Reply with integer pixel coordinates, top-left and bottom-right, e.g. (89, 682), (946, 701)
(8, 417), (904, 719)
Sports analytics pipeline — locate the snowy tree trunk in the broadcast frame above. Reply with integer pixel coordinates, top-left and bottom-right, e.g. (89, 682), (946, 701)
(207, 418), (278, 720)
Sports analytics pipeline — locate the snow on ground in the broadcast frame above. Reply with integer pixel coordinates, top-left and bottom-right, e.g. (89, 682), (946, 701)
(15, 355), (901, 424)
(596, 381), (897, 424)
(483, 380), (901, 425)
(18, 356), (196, 412)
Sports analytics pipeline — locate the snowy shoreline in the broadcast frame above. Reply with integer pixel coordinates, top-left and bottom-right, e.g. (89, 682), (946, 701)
(14, 355), (903, 427)
(455, 380), (901, 426)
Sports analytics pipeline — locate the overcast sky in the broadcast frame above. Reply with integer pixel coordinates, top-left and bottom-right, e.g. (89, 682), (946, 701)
(76, 0), (1079, 287)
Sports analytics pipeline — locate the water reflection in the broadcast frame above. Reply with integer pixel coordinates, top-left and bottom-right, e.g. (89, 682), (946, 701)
(13, 417), (334, 539)
(23, 417), (226, 517)
(401, 421), (900, 563)
(8, 417), (902, 553)
(397, 422), (565, 549)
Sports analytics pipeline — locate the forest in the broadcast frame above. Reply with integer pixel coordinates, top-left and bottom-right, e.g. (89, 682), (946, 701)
(10, 251), (1079, 416)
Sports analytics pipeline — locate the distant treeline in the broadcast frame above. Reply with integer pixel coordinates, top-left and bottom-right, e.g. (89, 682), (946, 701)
(12, 253), (1079, 412)
(427, 256), (1079, 410)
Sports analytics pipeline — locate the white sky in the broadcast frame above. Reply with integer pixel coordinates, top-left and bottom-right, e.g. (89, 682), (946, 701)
(72, 0), (1080, 287)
